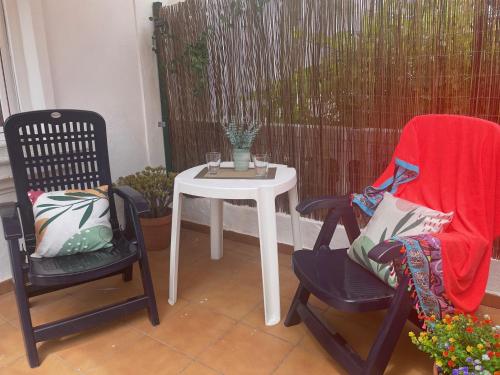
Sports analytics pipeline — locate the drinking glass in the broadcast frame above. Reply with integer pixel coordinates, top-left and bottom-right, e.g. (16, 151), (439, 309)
(206, 152), (221, 174)
(253, 154), (269, 177)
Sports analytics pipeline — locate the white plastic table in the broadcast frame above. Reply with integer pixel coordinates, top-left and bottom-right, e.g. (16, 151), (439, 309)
(168, 162), (303, 325)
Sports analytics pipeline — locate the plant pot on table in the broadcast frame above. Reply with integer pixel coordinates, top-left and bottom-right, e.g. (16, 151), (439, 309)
(140, 214), (172, 251)
(232, 148), (251, 171)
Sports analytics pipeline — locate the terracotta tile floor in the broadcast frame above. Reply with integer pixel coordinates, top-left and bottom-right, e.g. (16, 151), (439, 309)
(0, 228), (498, 374)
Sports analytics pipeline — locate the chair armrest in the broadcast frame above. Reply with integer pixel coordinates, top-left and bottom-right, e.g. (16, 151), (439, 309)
(113, 186), (150, 215)
(296, 195), (351, 215)
(300, 195), (360, 251)
(368, 240), (404, 264)
(0, 202), (22, 240)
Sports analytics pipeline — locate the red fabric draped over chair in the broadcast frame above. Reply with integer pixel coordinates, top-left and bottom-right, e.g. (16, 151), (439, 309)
(373, 114), (500, 312)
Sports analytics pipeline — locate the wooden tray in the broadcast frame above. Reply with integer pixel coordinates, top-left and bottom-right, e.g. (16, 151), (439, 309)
(195, 167), (277, 180)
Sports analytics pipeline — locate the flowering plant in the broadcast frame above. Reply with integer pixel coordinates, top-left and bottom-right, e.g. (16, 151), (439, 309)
(409, 313), (500, 374)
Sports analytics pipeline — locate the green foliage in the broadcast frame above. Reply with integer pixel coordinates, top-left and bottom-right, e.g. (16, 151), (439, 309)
(116, 166), (176, 218)
(163, 0), (272, 97)
(184, 32), (210, 96)
(410, 313), (500, 374)
(221, 121), (261, 149)
(259, 0), (481, 126)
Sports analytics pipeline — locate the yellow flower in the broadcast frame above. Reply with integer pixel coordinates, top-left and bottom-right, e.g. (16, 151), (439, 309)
(477, 343), (484, 350)
(420, 332), (427, 337)
(445, 314), (451, 319)
(435, 360), (443, 367)
(451, 355), (457, 362)
(432, 336), (438, 343)
(452, 315), (459, 321)
(466, 345), (473, 352)
(408, 332), (415, 337)
(446, 325), (453, 331)
(449, 338), (455, 343)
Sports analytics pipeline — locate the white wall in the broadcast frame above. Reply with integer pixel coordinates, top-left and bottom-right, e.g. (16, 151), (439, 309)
(4, 0), (164, 178)
(40, 0), (165, 178)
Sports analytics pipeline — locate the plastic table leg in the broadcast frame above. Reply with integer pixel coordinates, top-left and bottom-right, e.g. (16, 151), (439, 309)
(288, 186), (303, 251)
(168, 189), (183, 305)
(256, 189), (281, 326)
(210, 198), (223, 260)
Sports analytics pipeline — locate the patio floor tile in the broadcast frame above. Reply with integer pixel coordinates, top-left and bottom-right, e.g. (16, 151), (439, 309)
(274, 346), (347, 375)
(142, 303), (236, 357)
(198, 323), (292, 375)
(3, 355), (77, 374)
(181, 361), (220, 375)
(84, 334), (191, 374)
(0, 321), (25, 367)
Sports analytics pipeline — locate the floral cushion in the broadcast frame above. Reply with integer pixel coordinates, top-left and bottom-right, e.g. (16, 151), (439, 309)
(347, 192), (453, 287)
(29, 186), (113, 257)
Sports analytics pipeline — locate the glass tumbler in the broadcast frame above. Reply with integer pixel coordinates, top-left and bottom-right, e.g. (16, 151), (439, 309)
(206, 152), (221, 174)
(253, 154), (269, 177)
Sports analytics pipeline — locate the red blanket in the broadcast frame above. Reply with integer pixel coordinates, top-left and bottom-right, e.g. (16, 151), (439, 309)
(373, 115), (500, 312)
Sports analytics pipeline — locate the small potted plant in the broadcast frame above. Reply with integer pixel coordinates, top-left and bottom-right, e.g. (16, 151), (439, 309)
(409, 313), (500, 374)
(116, 166), (176, 251)
(221, 121), (261, 171)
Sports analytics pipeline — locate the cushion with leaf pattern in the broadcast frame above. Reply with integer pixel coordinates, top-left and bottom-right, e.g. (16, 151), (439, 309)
(347, 192), (453, 287)
(28, 185), (113, 258)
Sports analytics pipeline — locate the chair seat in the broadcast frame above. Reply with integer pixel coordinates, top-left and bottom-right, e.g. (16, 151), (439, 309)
(28, 237), (138, 286)
(292, 247), (395, 312)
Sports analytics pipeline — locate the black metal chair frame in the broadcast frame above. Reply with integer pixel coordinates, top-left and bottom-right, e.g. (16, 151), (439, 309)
(285, 195), (415, 375)
(0, 109), (159, 367)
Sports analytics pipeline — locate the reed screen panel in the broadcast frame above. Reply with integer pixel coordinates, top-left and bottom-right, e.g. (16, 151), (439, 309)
(155, 0), (500, 257)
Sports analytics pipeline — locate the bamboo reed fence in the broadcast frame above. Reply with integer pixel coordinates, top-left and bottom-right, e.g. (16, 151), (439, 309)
(154, 0), (500, 258)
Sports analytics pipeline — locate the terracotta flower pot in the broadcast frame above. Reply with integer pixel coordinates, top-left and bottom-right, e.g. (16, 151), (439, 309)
(139, 214), (172, 251)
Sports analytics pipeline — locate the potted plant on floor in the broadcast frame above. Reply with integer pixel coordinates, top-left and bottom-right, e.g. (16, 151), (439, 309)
(409, 313), (500, 374)
(221, 121), (261, 171)
(117, 166), (176, 251)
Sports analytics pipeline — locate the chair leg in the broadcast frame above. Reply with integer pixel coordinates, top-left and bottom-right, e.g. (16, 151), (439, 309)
(363, 279), (413, 375)
(138, 255), (160, 326)
(16, 291), (39, 368)
(8, 241), (39, 367)
(284, 283), (310, 327)
(122, 265), (133, 282)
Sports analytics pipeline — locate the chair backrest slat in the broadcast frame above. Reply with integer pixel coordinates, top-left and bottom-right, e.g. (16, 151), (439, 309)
(4, 110), (119, 253)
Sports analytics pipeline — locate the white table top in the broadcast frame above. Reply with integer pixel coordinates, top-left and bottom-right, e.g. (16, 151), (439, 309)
(174, 162), (297, 200)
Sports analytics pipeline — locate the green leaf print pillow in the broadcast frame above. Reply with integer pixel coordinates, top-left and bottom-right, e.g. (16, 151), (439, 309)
(347, 192), (453, 287)
(28, 185), (113, 257)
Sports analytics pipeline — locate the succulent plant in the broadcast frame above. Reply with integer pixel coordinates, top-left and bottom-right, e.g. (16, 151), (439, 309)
(221, 121), (261, 149)
(116, 166), (176, 218)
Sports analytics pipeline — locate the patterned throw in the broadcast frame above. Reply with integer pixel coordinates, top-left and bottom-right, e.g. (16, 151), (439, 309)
(394, 235), (455, 322)
(29, 185), (113, 258)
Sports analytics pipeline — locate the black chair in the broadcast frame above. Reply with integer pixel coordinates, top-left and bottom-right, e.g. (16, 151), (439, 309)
(0, 109), (159, 367)
(285, 196), (413, 375)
